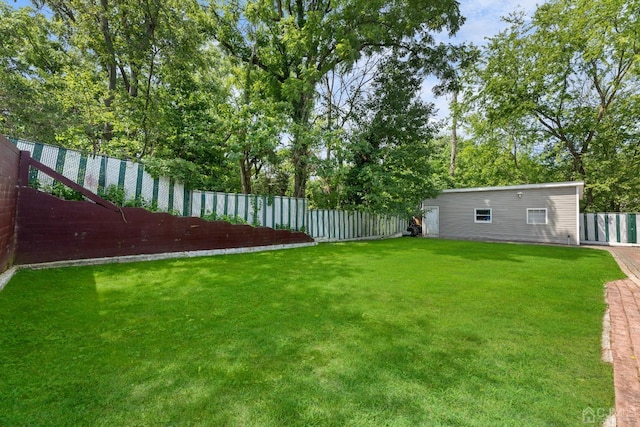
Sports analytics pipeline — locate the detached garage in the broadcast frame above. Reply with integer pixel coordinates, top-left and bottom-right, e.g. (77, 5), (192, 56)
(421, 181), (584, 245)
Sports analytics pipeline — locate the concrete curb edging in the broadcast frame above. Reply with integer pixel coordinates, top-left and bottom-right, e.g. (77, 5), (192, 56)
(602, 306), (613, 364)
(0, 267), (18, 292)
(0, 242), (318, 287)
(315, 232), (404, 243)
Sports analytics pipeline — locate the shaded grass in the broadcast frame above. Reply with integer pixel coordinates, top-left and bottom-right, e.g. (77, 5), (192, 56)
(0, 238), (625, 426)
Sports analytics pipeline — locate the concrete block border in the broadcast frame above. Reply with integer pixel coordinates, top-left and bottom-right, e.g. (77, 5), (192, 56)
(0, 242), (317, 290)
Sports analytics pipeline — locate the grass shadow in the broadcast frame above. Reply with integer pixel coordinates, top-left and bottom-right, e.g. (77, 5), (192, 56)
(419, 237), (612, 262)
(0, 267), (104, 425)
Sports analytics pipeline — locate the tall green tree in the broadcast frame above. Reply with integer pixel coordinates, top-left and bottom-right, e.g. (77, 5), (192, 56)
(432, 43), (479, 178)
(209, 0), (463, 198)
(0, 3), (68, 142)
(221, 59), (289, 194)
(144, 49), (235, 191)
(465, 0), (640, 210)
(308, 57), (379, 208)
(344, 58), (439, 214)
(35, 0), (218, 157)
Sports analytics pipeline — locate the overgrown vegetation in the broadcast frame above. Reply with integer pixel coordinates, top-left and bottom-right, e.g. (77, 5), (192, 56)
(0, 239), (623, 425)
(29, 179), (85, 201)
(201, 211), (248, 225)
(94, 184), (157, 211)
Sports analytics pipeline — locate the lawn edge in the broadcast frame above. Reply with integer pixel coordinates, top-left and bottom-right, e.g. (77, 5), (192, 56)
(0, 266), (18, 291)
(0, 242), (318, 277)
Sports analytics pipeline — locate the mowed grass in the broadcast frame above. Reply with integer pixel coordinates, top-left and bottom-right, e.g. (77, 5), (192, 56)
(0, 238), (625, 426)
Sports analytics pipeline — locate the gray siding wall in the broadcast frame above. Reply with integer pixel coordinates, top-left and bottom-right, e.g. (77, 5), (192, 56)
(423, 186), (579, 245)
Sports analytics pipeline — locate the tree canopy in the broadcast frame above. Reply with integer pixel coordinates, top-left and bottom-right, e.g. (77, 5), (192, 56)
(209, 0), (463, 197)
(458, 0), (640, 211)
(2, 0), (639, 214)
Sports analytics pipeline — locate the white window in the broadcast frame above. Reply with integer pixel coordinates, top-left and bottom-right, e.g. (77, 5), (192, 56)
(474, 208), (492, 223)
(527, 208), (548, 224)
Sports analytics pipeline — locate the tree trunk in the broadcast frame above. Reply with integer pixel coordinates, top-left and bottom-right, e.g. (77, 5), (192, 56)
(240, 150), (252, 194)
(293, 147), (308, 198)
(239, 50), (255, 195)
(99, 0), (116, 144)
(292, 93), (312, 198)
(575, 156), (593, 210)
(449, 89), (458, 177)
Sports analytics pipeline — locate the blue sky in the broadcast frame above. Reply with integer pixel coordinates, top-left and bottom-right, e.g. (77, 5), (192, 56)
(451, 0), (539, 45)
(7, 0), (33, 8)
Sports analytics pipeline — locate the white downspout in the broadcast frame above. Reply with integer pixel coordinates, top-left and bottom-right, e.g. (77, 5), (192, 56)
(576, 185), (581, 245)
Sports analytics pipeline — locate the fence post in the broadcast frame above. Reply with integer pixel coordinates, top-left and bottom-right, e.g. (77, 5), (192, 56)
(321, 210), (325, 237)
(628, 214), (637, 244)
(18, 151), (31, 187)
(77, 154), (88, 187)
(582, 213), (588, 241)
(183, 187), (191, 216)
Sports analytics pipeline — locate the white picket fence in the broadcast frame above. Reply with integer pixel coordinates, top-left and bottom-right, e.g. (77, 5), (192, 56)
(580, 213), (639, 245)
(11, 137), (405, 240)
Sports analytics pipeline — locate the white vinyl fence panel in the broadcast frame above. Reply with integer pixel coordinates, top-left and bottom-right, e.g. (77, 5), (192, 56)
(580, 213), (639, 245)
(307, 209), (405, 241)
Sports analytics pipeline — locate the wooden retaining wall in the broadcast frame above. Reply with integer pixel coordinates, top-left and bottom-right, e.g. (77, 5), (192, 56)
(11, 149), (313, 265)
(0, 136), (20, 273)
(12, 138), (308, 231)
(15, 188), (313, 265)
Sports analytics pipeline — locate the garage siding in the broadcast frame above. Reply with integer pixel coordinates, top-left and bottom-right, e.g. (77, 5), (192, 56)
(423, 185), (580, 245)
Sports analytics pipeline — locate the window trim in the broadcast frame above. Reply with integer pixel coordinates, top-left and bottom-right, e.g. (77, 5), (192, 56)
(527, 208), (548, 225)
(474, 208), (492, 223)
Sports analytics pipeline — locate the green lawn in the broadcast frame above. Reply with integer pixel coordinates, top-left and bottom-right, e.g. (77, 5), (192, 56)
(0, 238), (625, 426)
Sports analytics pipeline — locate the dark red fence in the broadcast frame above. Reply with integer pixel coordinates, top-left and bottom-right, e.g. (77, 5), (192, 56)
(3, 139), (313, 267)
(15, 187), (313, 264)
(0, 136), (20, 273)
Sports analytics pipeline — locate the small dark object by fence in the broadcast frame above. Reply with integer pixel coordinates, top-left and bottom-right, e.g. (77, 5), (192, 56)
(407, 217), (422, 237)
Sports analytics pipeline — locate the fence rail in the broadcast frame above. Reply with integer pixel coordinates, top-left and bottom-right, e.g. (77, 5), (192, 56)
(10, 137), (404, 240)
(580, 213), (639, 245)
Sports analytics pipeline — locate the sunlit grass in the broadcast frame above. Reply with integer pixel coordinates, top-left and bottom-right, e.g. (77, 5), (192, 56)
(0, 238), (624, 425)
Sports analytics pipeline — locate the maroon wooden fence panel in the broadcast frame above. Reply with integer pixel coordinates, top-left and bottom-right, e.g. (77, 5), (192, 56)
(0, 135), (20, 273)
(14, 151), (313, 265)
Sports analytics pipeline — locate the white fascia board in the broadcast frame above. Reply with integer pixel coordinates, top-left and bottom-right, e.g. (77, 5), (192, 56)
(442, 181), (585, 196)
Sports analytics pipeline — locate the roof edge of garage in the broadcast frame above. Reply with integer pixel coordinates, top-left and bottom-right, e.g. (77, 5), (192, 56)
(442, 181), (584, 195)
